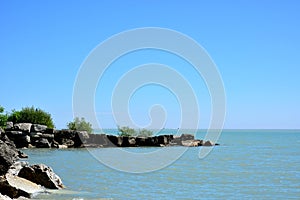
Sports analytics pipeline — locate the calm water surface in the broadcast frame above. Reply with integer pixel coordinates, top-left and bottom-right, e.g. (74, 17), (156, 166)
(22, 130), (300, 199)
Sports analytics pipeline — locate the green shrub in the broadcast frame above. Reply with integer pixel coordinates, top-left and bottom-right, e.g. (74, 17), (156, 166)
(117, 126), (153, 137)
(7, 106), (55, 128)
(0, 106), (8, 129)
(138, 129), (153, 137)
(117, 126), (136, 137)
(67, 117), (93, 134)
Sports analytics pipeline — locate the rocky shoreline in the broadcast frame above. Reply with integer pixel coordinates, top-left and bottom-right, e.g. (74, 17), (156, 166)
(0, 128), (64, 199)
(4, 122), (218, 149)
(1, 122), (218, 199)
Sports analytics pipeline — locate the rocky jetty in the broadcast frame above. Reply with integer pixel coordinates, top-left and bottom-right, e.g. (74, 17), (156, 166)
(4, 122), (218, 149)
(0, 129), (64, 199)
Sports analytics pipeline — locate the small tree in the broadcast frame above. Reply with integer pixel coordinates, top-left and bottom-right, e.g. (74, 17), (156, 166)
(7, 106), (54, 128)
(0, 106), (8, 129)
(67, 117), (93, 134)
(117, 126), (136, 137)
(138, 129), (153, 137)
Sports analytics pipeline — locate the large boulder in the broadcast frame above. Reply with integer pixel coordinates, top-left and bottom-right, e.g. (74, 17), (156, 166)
(0, 173), (44, 199)
(54, 129), (78, 147)
(6, 122), (13, 130)
(107, 135), (123, 147)
(13, 123), (32, 133)
(74, 131), (89, 147)
(31, 124), (47, 132)
(35, 138), (51, 148)
(121, 137), (136, 147)
(0, 136), (19, 176)
(18, 164), (64, 189)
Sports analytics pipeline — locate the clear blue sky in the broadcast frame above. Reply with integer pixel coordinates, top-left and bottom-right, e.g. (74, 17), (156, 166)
(1, 0), (299, 129)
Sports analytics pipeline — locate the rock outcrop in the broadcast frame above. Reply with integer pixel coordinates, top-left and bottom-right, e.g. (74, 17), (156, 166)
(18, 164), (64, 189)
(4, 122), (219, 149)
(0, 134), (19, 176)
(0, 173), (44, 199)
(0, 130), (64, 199)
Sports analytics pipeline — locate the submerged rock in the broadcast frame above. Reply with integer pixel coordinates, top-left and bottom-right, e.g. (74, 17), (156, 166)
(18, 164), (64, 189)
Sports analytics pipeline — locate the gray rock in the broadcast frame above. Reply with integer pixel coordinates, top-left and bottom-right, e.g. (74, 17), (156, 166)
(158, 135), (168, 145)
(29, 132), (42, 137)
(13, 136), (31, 149)
(8, 161), (28, 176)
(0, 173), (44, 199)
(121, 137), (136, 147)
(54, 129), (76, 147)
(76, 131), (89, 145)
(61, 138), (74, 147)
(35, 138), (50, 148)
(13, 123), (32, 133)
(203, 140), (214, 146)
(181, 140), (203, 147)
(0, 193), (12, 200)
(6, 131), (26, 138)
(0, 139), (19, 176)
(87, 134), (110, 147)
(30, 124), (47, 133)
(107, 135), (123, 147)
(18, 164), (64, 189)
(6, 122), (13, 130)
(180, 134), (195, 141)
(58, 145), (68, 149)
(40, 134), (54, 143)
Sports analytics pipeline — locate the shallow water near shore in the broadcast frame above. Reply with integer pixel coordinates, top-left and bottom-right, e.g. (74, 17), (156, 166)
(23, 130), (300, 199)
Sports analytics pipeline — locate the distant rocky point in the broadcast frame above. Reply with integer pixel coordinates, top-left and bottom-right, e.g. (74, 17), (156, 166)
(4, 122), (218, 149)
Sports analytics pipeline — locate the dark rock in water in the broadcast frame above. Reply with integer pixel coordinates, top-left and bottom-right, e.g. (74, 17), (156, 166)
(61, 138), (74, 147)
(75, 131), (89, 146)
(0, 137), (19, 176)
(35, 138), (51, 148)
(180, 134), (195, 141)
(18, 164), (64, 189)
(18, 150), (28, 158)
(54, 129), (77, 147)
(0, 173), (43, 199)
(31, 124), (47, 133)
(86, 134), (111, 147)
(13, 123), (32, 133)
(121, 136), (136, 147)
(203, 140), (214, 146)
(135, 137), (146, 146)
(107, 135), (123, 147)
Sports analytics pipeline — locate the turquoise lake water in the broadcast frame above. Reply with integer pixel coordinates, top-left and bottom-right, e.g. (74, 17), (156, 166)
(22, 130), (300, 200)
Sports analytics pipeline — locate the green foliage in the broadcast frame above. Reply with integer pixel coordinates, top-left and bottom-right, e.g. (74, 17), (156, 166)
(67, 117), (93, 134)
(0, 105), (8, 129)
(117, 126), (153, 137)
(118, 126), (136, 137)
(138, 129), (153, 137)
(7, 106), (55, 128)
